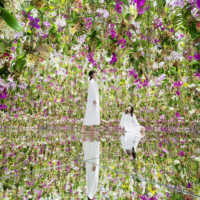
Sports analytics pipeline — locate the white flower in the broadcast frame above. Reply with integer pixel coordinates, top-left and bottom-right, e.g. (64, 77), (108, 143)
(55, 16), (66, 27)
(188, 109), (195, 115)
(136, 29), (141, 34)
(152, 62), (158, 69)
(132, 21), (140, 29)
(194, 157), (200, 162)
(159, 61), (165, 67)
(174, 159), (180, 164)
(105, 57), (111, 62)
(188, 83), (196, 88)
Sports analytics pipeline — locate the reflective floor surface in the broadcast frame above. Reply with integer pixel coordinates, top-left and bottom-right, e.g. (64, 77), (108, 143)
(0, 126), (200, 200)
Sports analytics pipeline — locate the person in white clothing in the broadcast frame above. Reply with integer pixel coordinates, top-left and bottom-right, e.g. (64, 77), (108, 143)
(119, 104), (145, 161)
(82, 140), (100, 200)
(81, 70), (100, 138)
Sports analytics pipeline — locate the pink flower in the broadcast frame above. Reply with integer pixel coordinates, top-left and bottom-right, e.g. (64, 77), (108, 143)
(179, 150), (184, 156)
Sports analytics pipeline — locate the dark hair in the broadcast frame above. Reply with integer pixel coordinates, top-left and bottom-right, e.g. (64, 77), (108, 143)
(89, 70), (97, 80)
(126, 147), (136, 161)
(125, 104), (134, 117)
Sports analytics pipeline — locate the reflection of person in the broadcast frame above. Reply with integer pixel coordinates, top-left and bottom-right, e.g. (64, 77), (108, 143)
(81, 70), (100, 135)
(119, 104), (145, 161)
(82, 141), (100, 200)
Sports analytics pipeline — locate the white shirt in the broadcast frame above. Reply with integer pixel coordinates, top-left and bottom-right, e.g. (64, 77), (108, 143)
(119, 112), (141, 132)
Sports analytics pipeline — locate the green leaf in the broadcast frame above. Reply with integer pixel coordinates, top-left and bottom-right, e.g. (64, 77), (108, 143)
(27, 30), (32, 34)
(188, 61), (199, 65)
(189, 23), (197, 40)
(16, 39), (21, 55)
(125, 13), (131, 20)
(182, 6), (192, 21)
(135, 14), (142, 21)
(96, 38), (102, 49)
(39, 7), (49, 12)
(134, 59), (139, 70)
(19, 60), (26, 73)
(0, 0), (4, 8)
(50, 0), (60, 6)
(25, 5), (34, 13)
(120, 0), (129, 7)
(163, 17), (168, 25)
(107, 49), (112, 57)
(66, 21), (74, 26)
(133, 40), (139, 51)
(89, 27), (100, 39)
(197, 44), (200, 51)
(83, 0), (87, 5)
(0, 7), (23, 31)
(15, 50), (26, 71)
(104, 0), (113, 5)
(71, 11), (79, 23)
(18, 50), (26, 59)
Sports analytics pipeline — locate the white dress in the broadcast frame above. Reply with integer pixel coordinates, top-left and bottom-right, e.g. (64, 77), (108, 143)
(119, 113), (145, 152)
(83, 79), (100, 125)
(83, 141), (100, 199)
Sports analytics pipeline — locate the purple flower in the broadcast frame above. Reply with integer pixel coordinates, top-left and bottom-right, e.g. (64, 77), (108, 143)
(179, 150), (184, 157)
(166, 192), (171, 198)
(22, 10), (26, 15)
(163, 149), (167, 153)
(115, 0), (123, 13)
(176, 91), (180, 96)
(110, 26), (116, 39)
(126, 30), (132, 37)
(187, 182), (192, 188)
(117, 39), (126, 48)
(85, 18), (92, 29)
(0, 102), (7, 110)
(129, 69), (138, 79)
(109, 53), (118, 64)
(87, 52), (97, 66)
(42, 34), (48, 39)
(159, 142), (162, 148)
(43, 21), (51, 28)
(188, 56), (193, 60)
(28, 15), (41, 29)
(173, 80), (183, 87)
(194, 54), (200, 60)
(175, 112), (181, 118)
(196, 0), (200, 9)
(0, 88), (8, 99)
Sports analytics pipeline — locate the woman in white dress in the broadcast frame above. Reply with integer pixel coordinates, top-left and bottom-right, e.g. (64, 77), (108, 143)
(82, 140), (100, 200)
(81, 70), (100, 136)
(119, 104), (145, 161)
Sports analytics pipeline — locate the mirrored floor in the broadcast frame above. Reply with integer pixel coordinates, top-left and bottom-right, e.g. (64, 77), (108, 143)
(0, 127), (200, 199)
